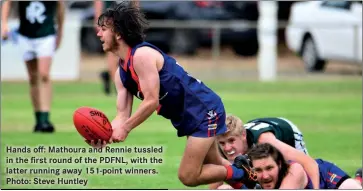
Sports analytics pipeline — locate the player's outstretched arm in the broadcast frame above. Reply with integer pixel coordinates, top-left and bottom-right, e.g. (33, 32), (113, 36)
(279, 162), (308, 189)
(258, 132), (320, 189)
(112, 67), (134, 133)
(114, 67), (134, 120)
(87, 68), (133, 147)
(119, 47), (160, 134)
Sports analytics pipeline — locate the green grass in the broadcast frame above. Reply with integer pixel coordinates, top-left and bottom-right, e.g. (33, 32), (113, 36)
(1, 79), (362, 189)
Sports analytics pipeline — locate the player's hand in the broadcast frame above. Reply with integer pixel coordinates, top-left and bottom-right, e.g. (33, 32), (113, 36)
(1, 23), (9, 40)
(85, 139), (107, 148)
(109, 125), (129, 143)
(233, 154), (258, 189)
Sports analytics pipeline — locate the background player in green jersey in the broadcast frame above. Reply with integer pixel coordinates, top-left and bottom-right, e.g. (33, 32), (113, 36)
(211, 114), (319, 189)
(1, 1), (65, 132)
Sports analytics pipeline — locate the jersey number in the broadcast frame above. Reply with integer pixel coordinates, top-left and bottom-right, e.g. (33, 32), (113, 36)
(244, 122), (270, 131)
(26, 2), (46, 24)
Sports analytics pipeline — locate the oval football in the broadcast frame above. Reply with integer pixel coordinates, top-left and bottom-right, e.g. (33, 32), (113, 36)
(73, 107), (112, 141)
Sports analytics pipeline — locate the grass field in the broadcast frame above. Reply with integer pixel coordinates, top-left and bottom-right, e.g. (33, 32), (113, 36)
(1, 79), (362, 189)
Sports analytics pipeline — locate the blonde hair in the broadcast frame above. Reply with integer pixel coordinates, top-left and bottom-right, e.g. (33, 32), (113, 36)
(223, 114), (245, 137)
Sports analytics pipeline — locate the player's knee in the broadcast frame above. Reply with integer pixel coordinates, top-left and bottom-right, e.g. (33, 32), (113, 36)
(40, 73), (50, 83)
(178, 170), (199, 187)
(28, 74), (38, 86)
(338, 178), (362, 189)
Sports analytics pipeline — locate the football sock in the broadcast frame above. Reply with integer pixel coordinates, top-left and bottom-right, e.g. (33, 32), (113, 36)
(35, 111), (41, 125)
(225, 165), (245, 181)
(36, 112), (49, 124)
(43, 112), (49, 123)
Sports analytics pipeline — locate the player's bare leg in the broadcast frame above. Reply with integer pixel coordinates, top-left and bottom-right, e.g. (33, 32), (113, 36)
(37, 56), (52, 112)
(205, 141), (233, 189)
(31, 56), (54, 133)
(26, 59), (40, 113)
(178, 136), (244, 187)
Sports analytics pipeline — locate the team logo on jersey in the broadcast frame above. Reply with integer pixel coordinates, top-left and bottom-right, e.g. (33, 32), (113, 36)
(26, 2), (46, 24)
(328, 172), (340, 183)
(208, 124), (217, 129)
(330, 173), (336, 183)
(206, 110), (218, 137)
(207, 110), (217, 120)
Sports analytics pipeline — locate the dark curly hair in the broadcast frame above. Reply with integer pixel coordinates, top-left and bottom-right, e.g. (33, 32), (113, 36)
(247, 143), (290, 189)
(98, 1), (148, 48)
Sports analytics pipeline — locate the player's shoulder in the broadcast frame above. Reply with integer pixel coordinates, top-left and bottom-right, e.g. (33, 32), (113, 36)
(248, 117), (281, 122)
(244, 118), (276, 129)
(132, 45), (165, 71)
(134, 46), (155, 56)
(285, 160), (306, 178)
(245, 119), (277, 143)
(288, 162), (307, 181)
(247, 117), (287, 128)
(133, 45), (162, 59)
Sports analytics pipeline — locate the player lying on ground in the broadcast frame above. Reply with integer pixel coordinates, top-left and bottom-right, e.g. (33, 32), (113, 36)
(247, 143), (362, 189)
(210, 115), (319, 189)
(86, 1), (257, 187)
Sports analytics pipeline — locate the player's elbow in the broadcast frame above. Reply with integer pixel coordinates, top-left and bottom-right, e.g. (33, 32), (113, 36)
(302, 156), (319, 177)
(311, 159), (319, 171)
(147, 98), (159, 110)
(304, 156), (318, 168)
(144, 96), (159, 110)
